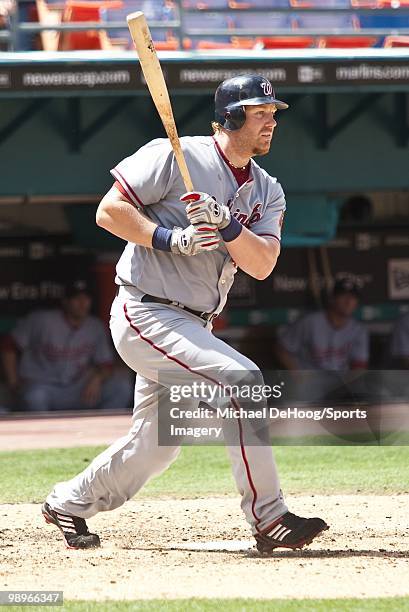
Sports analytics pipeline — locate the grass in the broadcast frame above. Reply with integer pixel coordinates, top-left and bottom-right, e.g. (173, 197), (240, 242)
(6, 598), (409, 611)
(1, 444), (409, 503)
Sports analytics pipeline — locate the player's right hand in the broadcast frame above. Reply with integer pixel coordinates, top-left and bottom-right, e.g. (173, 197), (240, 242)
(170, 223), (220, 256)
(181, 191), (231, 230)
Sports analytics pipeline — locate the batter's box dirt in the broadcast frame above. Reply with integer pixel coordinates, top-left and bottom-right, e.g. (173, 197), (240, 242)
(1, 495), (409, 600)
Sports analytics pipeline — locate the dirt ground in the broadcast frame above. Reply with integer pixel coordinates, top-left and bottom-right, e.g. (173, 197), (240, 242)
(2, 494), (409, 601)
(0, 412), (131, 451)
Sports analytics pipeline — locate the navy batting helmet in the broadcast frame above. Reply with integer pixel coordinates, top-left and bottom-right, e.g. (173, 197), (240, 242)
(214, 74), (289, 131)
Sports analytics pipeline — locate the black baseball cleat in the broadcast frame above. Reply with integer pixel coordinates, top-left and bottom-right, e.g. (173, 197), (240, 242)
(255, 511), (329, 553)
(41, 502), (101, 550)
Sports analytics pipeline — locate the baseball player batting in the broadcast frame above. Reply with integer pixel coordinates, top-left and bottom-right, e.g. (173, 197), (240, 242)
(42, 74), (329, 554)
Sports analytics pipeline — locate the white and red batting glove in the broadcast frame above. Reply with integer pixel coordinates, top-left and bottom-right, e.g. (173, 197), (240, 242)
(170, 223), (220, 256)
(181, 191), (231, 230)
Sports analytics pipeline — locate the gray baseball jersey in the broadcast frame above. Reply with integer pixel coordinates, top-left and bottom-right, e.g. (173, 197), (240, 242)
(390, 313), (409, 358)
(111, 136), (286, 313)
(279, 310), (369, 370)
(12, 309), (114, 385)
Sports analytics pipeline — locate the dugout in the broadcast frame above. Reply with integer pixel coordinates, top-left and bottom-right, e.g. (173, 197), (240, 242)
(0, 48), (409, 371)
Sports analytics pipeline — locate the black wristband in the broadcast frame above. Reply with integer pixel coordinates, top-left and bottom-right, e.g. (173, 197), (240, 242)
(219, 217), (243, 242)
(152, 226), (172, 251)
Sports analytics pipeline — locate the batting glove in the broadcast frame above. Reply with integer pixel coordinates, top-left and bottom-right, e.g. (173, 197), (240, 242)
(181, 191), (231, 230)
(170, 223), (220, 256)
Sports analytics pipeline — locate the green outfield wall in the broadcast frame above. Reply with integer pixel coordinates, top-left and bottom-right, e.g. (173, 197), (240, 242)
(1, 91), (408, 196)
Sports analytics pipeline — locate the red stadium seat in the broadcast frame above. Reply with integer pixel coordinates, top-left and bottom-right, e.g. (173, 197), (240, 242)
(231, 0), (290, 7)
(195, 40), (234, 48)
(318, 35), (377, 47)
(255, 35), (315, 48)
(153, 38), (179, 50)
(231, 36), (257, 48)
(350, 0), (378, 6)
(353, 0), (409, 5)
(181, 0), (229, 8)
(58, 0), (122, 50)
(195, 37), (255, 49)
(183, 35), (255, 49)
(378, 0), (409, 5)
(291, 0), (351, 6)
(384, 34), (409, 45)
(349, 0), (409, 6)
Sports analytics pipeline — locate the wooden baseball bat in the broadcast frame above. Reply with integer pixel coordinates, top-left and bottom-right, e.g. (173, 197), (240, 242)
(126, 11), (194, 192)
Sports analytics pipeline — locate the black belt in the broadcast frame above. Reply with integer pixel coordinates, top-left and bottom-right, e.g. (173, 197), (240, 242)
(141, 294), (218, 323)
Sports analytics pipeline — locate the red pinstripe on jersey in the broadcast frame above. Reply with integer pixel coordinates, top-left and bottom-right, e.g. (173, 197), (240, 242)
(257, 233), (281, 244)
(111, 168), (145, 209)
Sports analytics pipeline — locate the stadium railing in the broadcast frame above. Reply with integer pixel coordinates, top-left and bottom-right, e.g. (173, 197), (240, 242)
(2, 0), (409, 51)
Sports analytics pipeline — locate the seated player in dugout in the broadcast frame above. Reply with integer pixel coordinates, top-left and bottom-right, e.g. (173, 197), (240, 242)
(275, 279), (369, 406)
(0, 280), (133, 412)
(276, 279), (369, 372)
(390, 311), (409, 370)
(42, 74), (329, 554)
(386, 311), (409, 400)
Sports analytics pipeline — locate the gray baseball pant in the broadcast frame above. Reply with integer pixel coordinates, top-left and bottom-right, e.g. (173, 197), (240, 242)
(47, 287), (287, 535)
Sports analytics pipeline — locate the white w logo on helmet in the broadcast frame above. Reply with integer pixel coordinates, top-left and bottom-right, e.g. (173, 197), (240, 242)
(260, 80), (273, 96)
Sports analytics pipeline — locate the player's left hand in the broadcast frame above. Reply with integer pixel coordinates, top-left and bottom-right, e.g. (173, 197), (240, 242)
(181, 191), (231, 230)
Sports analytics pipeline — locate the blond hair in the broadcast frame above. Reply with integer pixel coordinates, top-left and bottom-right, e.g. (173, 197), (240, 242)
(211, 121), (223, 134)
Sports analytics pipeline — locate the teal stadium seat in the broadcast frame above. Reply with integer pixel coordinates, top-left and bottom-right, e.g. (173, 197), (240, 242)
(183, 10), (232, 48)
(281, 196), (341, 247)
(294, 11), (360, 31)
(230, 10), (294, 49)
(181, 0), (290, 8)
(101, 0), (178, 49)
(359, 11), (409, 45)
(232, 10), (294, 32)
(232, 0), (290, 6)
(359, 12), (409, 29)
(293, 9), (380, 47)
(182, 0), (230, 9)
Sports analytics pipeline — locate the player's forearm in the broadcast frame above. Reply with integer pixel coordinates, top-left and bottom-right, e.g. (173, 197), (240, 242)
(88, 364), (112, 383)
(96, 187), (156, 247)
(275, 345), (299, 371)
(1, 350), (19, 388)
(401, 357), (409, 369)
(350, 361), (368, 370)
(224, 227), (280, 280)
